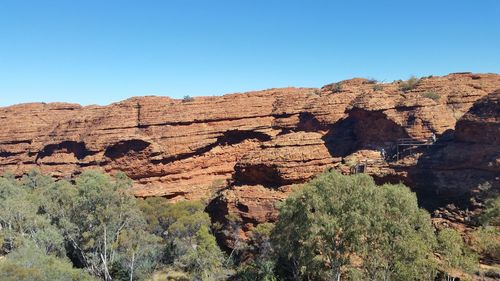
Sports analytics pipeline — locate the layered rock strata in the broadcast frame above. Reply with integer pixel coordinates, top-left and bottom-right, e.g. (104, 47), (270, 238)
(1, 73), (499, 235)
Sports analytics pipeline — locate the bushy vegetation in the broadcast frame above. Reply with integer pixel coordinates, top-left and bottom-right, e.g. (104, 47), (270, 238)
(421, 91), (440, 101)
(437, 228), (478, 281)
(331, 82), (343, 93)
(399, 76), (420, 92)
(372, 84), (383, 91)
(1, 169), (494, 280)
(0, 170), (225, 281)
(272, 172), (437, 281)
(182, 95), (194, 102)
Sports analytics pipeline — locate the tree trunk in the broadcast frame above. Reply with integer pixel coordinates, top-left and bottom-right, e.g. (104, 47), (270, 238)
(129, 252), (135, 281)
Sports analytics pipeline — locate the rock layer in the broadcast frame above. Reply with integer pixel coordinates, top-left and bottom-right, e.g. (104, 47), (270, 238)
(1, 73), (499, 232)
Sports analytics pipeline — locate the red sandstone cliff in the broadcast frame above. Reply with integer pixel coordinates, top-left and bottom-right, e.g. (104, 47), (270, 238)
(1, 73), (499, 236)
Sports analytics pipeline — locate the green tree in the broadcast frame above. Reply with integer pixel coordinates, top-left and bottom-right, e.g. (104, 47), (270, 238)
(237, 223), (277, 281)
(472, 226), (500, 262)
(437, 228), (478, 281)
(139, 198), (226, 280)
(0, 243), (96, 281)
(0, 175), (65, 256)
(480, 196), (500, 227)
(272, 171), (436, 281)
(61, 171), (160, 280)
(358, 183), (437, 281)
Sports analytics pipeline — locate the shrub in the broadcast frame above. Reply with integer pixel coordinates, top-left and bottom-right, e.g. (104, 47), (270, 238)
(331, 82), (343, 93)
(421, 91), (440, 101)
(182, 95), (194, 102)
(437, 228), (478, 279)
(472, 226), (500, 261)
(272, 171), (436, 281)
(480, 195), (500, 226)
(0, 243), (96, 281)
(372, 84), (383, 91)
(399, 76), (420, 92)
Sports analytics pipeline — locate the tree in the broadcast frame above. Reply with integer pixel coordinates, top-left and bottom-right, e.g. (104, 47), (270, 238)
(472, 226), (500, 262)
(0, 243), (96, 281)
(236, 223), (277, 281)
(61, 171), (160, 280)
(272, 171), (436, 281)
(473, 194), (500, 263)
(139, 198), (226, 280)
(480, 195), (500, 227)
(0, 175), (65, 256)
(358, 183), (437, 281)
(437, 228), (478, 281)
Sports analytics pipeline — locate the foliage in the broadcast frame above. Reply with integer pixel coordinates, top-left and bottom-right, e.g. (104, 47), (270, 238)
(331, 82), (343, 93)
(399, 76), (420, 92)
(372, 84), (383, 91)
(472, 226), (500, 261)
(421, 91), (440, 101)
(182, 95), (194, 102)
(139, 198), (226, 280)
(236, 223), (277, 281)
(480, 195), (500, 226)
(0, 175), (65, 256)
(0, 243), (96, 281)
(437, 228), (478, 280)
(272, 171), (436, 281)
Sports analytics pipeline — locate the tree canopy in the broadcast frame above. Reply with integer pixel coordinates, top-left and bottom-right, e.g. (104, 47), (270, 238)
(272, 171), (437, 281)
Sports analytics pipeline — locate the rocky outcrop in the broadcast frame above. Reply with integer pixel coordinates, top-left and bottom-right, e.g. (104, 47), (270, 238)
(411, 90), (500, 225)
(1, 73), (499, 235)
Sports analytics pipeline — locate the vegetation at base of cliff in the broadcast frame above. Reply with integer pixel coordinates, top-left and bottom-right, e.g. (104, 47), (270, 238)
(0, 170), (226, 281)
(231, 172), (492, 281)
(271, 172), (438, 281)
(1, 170), (496, 280)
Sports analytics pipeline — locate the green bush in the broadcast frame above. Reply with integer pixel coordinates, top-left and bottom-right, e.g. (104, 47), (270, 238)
(272, 171), (437, 281)
(437, 228), (478, 279)
(472, 226), (500, 261)
(331, 82), (343, 93)
(182, 95), (194, 102)
(399, 76), (420, 92)
(421, 91), (440, 101)
(1, 170), (225, 281)
(480, 195), (500, 226)
(372, 84), (383, 91)
(0, 244), (96, 281)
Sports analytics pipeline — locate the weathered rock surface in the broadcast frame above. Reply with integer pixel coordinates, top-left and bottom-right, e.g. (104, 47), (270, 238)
(1, 73), (499, 235)
(411, 90), (500, 224)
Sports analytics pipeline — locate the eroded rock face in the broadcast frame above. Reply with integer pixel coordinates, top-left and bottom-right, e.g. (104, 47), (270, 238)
(411, 90), (500, 225)
(1, 73), (499, 236)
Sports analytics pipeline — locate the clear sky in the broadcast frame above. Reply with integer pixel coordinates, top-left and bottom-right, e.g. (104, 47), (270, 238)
(1, 0), (499, 107)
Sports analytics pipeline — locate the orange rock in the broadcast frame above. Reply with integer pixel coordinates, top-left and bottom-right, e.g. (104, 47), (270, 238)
(0, 73), (499, 240)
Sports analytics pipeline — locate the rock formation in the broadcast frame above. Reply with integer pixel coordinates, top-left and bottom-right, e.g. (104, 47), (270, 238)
(1, 73), (499, 239)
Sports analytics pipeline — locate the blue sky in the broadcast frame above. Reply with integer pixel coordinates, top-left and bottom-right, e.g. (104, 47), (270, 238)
(1, 0), (499, 107)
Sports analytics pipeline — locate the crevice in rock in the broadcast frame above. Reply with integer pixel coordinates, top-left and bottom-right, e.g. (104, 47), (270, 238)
(297, 112), (328, 132)
(104, 139), (151, 159)
(0, 151), (22, 157)
(152, 130), (271, 164)
(138, 114), (275, 129)
(322, 108), (409, 157)
(36, 141), (95, 162)
(233, 164), (282, 187)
